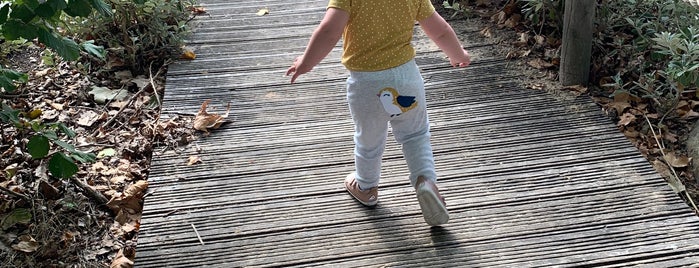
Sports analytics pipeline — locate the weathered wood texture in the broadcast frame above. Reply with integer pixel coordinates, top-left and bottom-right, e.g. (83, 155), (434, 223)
(559, 0), (595, 86)
(136, 0), (699, 267)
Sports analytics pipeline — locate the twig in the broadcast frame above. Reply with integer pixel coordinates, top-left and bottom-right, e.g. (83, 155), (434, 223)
(0, 184), (31, 202)
(97, 84), (150, 132)
(69, 177), (109, 205)
(644, 115), (699, 212)
(191, 223), (204, 245)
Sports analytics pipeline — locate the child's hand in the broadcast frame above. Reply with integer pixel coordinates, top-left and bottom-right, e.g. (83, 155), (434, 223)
(450, 49), (471, 68)
(286, 56), (311, 84)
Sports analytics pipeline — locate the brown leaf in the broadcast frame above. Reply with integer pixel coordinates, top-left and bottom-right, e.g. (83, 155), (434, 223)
(513, 32), (529, 47)
(651, 159), (673, 178)
(193, 100), (231, 132)
(663, 131), (678, 143)
(110, 249), (134, 268)
(491, 11), (507, 24)
(124, 180), (148, 198)
(187, 5), (207, 15)
(504, 14), (521, 28)
(187, 155), (202, 166)
(664, 152), (691, 168)
(12, 235), (39, 253)
(617, 112), (636, 126)
(181, 49), (196, 60)
(76, 110), (102, 127)
(607, 101), (631, 113)
(38, 180), (60, 200)
(479, 27), (493, 38)
(681, 110), (699, 119)
(623, 127), (640, 138)
(613, 92), (641, 103)
(527, 58), (554, 69)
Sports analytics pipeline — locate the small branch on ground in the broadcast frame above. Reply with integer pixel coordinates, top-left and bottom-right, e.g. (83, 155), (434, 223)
(69, 177), (109, 205)
(645, 115), (699, 213)
(0, 184), (31, 203)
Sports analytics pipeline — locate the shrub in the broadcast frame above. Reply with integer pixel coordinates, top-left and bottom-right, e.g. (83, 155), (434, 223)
(74, 0), (196, 74)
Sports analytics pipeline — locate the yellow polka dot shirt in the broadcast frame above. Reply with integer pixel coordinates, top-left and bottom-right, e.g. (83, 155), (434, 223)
(327, 0), (436, 71)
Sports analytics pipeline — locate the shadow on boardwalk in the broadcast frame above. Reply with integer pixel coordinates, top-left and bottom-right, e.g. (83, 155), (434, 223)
(135, 0), (699, 266)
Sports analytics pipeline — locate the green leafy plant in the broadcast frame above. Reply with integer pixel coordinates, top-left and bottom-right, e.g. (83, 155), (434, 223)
(0, 65), (28, 92)
(27, 122), (96, 179)
(653, 27), (699, 90)
(76, 0), (196, 74)
(1, 102), (96, 179)
(443, 0), (469, 18)
(518, 0), (563, 35)
(0, 0), (107, 179)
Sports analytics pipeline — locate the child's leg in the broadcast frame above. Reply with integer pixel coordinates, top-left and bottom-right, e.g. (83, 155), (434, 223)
(387, 61), (437, 186)
(346, 75), (390, 190)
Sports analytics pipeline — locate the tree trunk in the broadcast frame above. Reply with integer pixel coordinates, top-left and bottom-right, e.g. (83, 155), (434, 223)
(688, 122), (699, 185)
(559, 0), (595, 86)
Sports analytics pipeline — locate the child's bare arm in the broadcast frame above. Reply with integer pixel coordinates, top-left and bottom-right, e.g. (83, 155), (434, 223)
(286, 8), (349, 83)
(419, 12), (471, 67)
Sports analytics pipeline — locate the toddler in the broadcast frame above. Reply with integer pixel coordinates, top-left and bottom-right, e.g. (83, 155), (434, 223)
(286, 0), (470, 226)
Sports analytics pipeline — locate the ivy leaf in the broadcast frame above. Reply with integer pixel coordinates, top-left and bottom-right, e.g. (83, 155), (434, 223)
(27, 135), (50, 159)
(48, 152), (79, 179)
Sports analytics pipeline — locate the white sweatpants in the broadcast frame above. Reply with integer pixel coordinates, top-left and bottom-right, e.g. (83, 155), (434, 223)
(346, 59), (437, 190)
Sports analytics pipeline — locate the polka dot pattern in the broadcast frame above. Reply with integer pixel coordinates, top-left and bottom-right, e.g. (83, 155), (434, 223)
(328, 0), (435, 71)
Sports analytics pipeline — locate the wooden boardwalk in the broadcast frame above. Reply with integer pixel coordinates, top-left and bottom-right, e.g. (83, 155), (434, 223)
(135, 0), (699, 267)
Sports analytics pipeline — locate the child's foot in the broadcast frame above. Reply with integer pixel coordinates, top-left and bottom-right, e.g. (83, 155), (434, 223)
(344, 173), (378, 206)
(415, 176), (449, 226)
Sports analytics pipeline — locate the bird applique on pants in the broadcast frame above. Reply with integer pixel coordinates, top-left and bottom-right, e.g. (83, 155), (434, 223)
(378, 87), (418, 117)
(345, 59), (437, 190)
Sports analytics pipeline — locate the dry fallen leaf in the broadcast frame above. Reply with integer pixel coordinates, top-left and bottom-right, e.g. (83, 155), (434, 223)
(193, 100), (231, 132)
(187, 155), (202, 166)
(527, 58), (554, 69)
(77, 110), (102, 127)
(257, 8), (269, 16)
(12, 235), (39, 253)
(124, 180), (148, 198)
(664, 152), (691, 168)
(181, 49), (196, 60)
(479, 27), (493, 38)
(110, 249), (134, 268)
(617, 112), (637, 126)
(187, 5), (207, 15)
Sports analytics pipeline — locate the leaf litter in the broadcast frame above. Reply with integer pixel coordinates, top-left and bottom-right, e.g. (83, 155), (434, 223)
(0, 41), (211, 267)
(460, 1), (699, 210)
